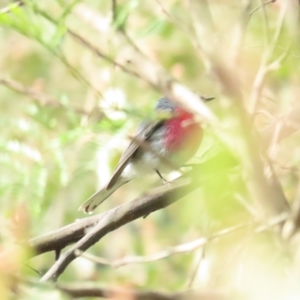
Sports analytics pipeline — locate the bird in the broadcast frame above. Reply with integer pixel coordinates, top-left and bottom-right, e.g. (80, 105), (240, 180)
(79, 96), (211, 213)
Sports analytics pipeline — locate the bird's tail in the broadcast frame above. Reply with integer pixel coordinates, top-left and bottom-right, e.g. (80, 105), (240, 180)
(78, 177), (129, 213)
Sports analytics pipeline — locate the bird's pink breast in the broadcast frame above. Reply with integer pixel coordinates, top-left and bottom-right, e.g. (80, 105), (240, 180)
(164, 112), (203, 162)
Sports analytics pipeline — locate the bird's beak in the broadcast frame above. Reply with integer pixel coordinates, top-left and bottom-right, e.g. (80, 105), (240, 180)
(201, 96), (215, 102)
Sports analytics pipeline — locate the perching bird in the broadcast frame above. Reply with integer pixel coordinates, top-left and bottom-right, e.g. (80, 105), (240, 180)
(79, 96), (211, 213)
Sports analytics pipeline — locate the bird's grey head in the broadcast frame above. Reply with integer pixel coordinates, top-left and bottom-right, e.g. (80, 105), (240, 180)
(155, 97), (179, 113)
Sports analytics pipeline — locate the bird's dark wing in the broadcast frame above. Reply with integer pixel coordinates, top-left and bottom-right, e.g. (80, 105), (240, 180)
(106, 120), (164, 190)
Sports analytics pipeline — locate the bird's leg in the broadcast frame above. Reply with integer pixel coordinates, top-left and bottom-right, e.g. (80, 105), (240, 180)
(155, 169), (171, 184)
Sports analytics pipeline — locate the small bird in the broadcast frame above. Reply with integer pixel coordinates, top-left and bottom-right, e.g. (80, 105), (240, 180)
(79, 96), (211, 213)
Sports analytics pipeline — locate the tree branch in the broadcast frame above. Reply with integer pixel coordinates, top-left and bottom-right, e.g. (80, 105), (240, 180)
(0, 1), (23, 14)
(74, 212), (287, 268)
(74, 223), (246, 267)
(0, 77), (89, 115)
(249, 0), (276, 18)
(32, 6), (216, 124)
(29, 153), (235, 281)
(58, 284), (230, 300)
(28, 153), (235, 259)
(39, 180), (198, 281)
(29, 182), (191, 259)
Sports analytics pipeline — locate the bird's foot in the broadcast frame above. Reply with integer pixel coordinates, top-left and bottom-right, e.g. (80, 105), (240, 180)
(155, 169), (172, 185)
(162, 178), (172, 185)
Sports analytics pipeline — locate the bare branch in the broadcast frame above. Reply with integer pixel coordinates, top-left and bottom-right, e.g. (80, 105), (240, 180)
(36, 210), (287, 287)
(22, 278), (234, 300)
(212, 63), (290, 219)
(76, 213), (288, 268)
(28, 212), (104, 256)
(39, 179), (199, 281)
(230, 0), (253, 64)
(111, 0), (117, 22)
(249, 1), (277, 18)
(249, 2), (288, 114)
(0, 1), (23, 14)
(68, 28), (216, 123)
(260, 104), (300, 148)
(31, 6), (216, 124)
(29, 153), (235, 281)
(155, 0), (191, 35)
(67, 29), (142, 80)
(28, 153), (236, 259)
(58, 284), (230, 300)
(185, 247), (205, 288)
(74, 223), (246, 267)
(53, 51), (105, 101)
(0, 77), (89, 115)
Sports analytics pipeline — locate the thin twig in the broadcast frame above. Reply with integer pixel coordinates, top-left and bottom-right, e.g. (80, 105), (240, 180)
(75, 223), (245, 267)
(155, 0), (190, 34)
(261, 104), (300, 148)
(249, 0), (276, 18)
(0, 77), (88, 115)
(258, 0), (271, 43)
(230, 0), (252, 64)
(53, 50), (104, 101)
(2, 2), (105, 101)
(75, 213), (288, 268)
(30, 4), (216, 125)
(22, 278), (233, 300)
(111, 0), (117, 21)
(110, 0), (150, 59)
(0, 1), (23, 14)
(249, 2), (288, 114)
(58, 284), (230, 300)
(186, 247), (205, 288)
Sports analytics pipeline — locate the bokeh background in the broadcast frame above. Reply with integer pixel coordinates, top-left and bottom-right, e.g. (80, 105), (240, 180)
(1, 0), (300, 299)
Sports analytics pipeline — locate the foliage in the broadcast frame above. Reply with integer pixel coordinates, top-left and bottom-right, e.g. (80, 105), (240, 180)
(0, 0), (300, 299)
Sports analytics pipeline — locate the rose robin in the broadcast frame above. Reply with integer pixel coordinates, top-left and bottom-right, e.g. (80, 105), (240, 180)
(79, 96), (212, 213)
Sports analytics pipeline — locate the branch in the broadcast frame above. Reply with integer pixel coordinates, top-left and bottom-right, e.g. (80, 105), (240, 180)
(249, 2), (288, 114)
(28, 152), (235, 258)
(31, 153), (234, 281)
(31, 6), (216, 125)
(58, 284), (230, 300)
(67, 29), (142, 80)
(29, 183), (189, 258)
(74, 212), (287, 268)
(75, 223), (246, 267)
(155, 0), (198, 50)
(67, 30), (216, 124)
(39, 180), (198, 281)
(0, 1), (23, 14)
(249, 0), (276, 18)
(15, 2), (296, 221)
(28, 213), (102, 256)
(22, 278), (234, 300)
(0, 77), (89, 115)
(260, 104), (300, 149)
